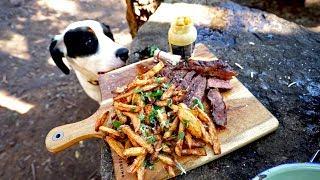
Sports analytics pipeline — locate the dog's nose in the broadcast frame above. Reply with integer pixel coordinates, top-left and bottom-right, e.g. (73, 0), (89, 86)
(115, 48), (129, 62)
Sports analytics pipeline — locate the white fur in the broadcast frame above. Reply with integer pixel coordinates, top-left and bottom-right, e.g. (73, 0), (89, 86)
(53, 20), (126, 102)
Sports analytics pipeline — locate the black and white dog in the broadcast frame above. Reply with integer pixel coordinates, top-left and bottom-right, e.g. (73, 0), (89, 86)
(49, 20), (129, 102)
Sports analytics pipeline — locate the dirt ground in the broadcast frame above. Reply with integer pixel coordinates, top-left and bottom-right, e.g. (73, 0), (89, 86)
(0, 0), (131, 179)
(0, 0), (319, 179)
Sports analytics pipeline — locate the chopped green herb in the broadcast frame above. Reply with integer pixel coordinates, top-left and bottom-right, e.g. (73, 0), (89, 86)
(112, 121), (122, 129)
(144, 159), (154, 170)
(140, 124), (149, 137)
(167, 98), (173, 107)
(138, 113), (145, 122)
(161, 120), (170, 129)
(130, 107), (136, 112)
(155, 77), (162, 83)
(151, 90), (163, 100)
(149, 45), (159, 57)
(178, 132), (185, 140)
(146, 135), (156, 144)
(182, 119), (190, 128)
(133, 88), (142, 94)
(162, 83), (171, 90)
(192, 98), (205, 111)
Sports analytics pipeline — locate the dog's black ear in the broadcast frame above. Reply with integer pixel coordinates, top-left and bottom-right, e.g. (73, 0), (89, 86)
(49, 40), (70, 74)
(101, 23), (114, 41)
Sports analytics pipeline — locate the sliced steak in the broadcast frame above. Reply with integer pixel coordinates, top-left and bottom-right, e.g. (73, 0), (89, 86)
(176, 59), (237, 80)
(207, 78), (232, 90)
(183, 74), (207, 106)
(178, 71), (196, 90)
(170, 70), (188, 84)
(159, 66), (175, 79)
(207, 88), (227, 126)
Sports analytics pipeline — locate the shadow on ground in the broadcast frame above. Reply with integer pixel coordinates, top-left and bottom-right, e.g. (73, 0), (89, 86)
(0, 0), (129, 179)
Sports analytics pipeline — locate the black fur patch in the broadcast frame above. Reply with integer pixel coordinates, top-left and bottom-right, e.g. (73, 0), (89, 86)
(101, 23), (114, 41)
(64, 27), (99, 58)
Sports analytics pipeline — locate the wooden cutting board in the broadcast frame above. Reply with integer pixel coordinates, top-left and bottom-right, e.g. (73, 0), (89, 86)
(45, 45), (279, 179)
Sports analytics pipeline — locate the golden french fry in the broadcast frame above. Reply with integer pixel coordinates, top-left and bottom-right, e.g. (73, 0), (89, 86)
(163, 117), (179, 139)
(121, 125), (154, 153)
(151, 138), (162, 160)
(169, 104), (179, 112)
(154, 99), (168, 107)
(126, 94), (132, 104)
(141, 61), (164, 79)
(207, 121), (221, 155)
(127, 154), (146, 173)
(190, 140), (206, 148)
(161, 143), (172, 153)
(161, 84), (176, 100)
(123, 147), (147, 157)
(99, 126), (122, 138)
(158, 154), (175, 166)
(132, 93), (144, 107)
(125, 140), (132, 149)
(95, 111), (109, 132)
(128, 77), (167, 90)
(175, 121), (185, 156)
(104, 136), (125, 159)
(198, 120), (212, 144)
(194, 107), (210, 123)
(181, 148), (207, 156)
(178, 103), (202, 138)
(113, 89), (134, 101)
(185, 132), (193, 149)
(112, 85), (127, 94)
(140, 83), (159, 92)
(114, 101), (141, 112)
(128, 135), (140, 147)
(137, 164), (145, 180)
(115, 109), (127, 123)
(122, 112), (141, 132)
(164, 165), (175, 177)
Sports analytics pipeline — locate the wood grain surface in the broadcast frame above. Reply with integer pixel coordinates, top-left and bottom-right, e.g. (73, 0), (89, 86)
(45, 45), (278, 180)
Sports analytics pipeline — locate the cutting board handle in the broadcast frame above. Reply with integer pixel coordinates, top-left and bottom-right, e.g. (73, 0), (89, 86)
(45, 108), (105, 153)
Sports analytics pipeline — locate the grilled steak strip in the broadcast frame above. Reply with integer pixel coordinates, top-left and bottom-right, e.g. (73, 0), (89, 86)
(183, 74), (207, 106)
(176, 59), (237, 80)
(178, 71), (196, 90)
(207, 88), (227, 126)
(170, 70), (188, 85)
(207, 78), (232, 90)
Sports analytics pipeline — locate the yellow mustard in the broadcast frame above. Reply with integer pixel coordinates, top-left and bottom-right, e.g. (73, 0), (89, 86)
(168, 16), (197, 60)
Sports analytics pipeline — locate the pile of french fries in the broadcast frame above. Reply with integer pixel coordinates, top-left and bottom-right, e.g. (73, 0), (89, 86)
(95, 60), (221, 180)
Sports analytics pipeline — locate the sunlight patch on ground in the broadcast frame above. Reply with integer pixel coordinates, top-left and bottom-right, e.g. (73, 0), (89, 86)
(39, 0), (79, 15)
(0, 33), (30, 60)
(0, 90), (35, 114)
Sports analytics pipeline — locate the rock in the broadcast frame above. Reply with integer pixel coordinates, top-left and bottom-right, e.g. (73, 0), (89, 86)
(103, 1), (320, 179)
(9, 0), (24, 6)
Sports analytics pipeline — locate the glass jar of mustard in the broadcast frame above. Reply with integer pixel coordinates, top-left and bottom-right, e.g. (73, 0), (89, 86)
(168, 16), (197, 60)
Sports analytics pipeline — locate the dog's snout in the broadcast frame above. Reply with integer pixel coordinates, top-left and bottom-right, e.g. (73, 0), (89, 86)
(115, 48), (129, 62)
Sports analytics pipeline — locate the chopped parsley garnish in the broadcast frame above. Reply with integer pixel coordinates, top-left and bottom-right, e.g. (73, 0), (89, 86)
(146, 135), (156, 144)
(178, 132), (185, 140)
(162, 83), (171, 90)
(112, 121), (122, 129)
(192, 98), (205, 111)
(155, 77), (162, 83)
(138, 113), (145, 122)
(144, 158), (155, 170)
(167, 98), (173, 107)
(130, 107), (136, 112)
(133, 88), (142, 94)
(182, 119), (190, 128)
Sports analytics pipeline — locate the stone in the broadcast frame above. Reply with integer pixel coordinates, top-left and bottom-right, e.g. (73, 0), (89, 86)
(102, 0), (320, 179)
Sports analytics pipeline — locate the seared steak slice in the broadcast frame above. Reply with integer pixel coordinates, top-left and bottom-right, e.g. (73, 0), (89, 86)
(183, 75), (207, 106)
(207, 78), (232, 90)
(207, 89), (227, 126)
(159, 66), (175, 79)
(178, 71), (196, 89)
(176, 60), (237, 80)
(170, 70), (188, 84)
